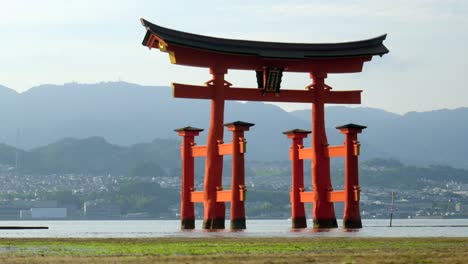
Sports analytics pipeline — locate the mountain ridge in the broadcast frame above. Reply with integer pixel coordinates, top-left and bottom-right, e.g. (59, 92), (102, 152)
(0, 81), (466, 168)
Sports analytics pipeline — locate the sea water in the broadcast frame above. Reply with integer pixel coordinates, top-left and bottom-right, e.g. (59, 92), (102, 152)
(0, 219), (467, 238)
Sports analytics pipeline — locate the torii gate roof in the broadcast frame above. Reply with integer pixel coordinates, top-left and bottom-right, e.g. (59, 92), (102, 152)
(141, 18), (388, 73)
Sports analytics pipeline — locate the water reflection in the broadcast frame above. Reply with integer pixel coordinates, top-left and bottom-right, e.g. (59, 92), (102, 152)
(289, 228), (304, 233)
(342, 228), (360, 233)
(310, 228), (334, 233)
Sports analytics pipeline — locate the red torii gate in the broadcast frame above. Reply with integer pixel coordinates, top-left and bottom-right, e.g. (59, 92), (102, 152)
(140, 19), (388, 230)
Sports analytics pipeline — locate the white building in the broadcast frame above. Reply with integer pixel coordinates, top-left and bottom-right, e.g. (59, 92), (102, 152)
(29, 208), (67, 219)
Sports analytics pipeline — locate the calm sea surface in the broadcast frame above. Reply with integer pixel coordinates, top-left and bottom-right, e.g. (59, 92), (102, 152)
(0, 219), (467, 238)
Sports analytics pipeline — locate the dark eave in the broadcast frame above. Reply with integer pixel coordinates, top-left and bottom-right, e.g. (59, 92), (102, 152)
(282, 129), (312, 135)
(174, 126), (204, 132)
(141, 18), (389, 59)
(335, 124), (367, 130)
(224, 121), (255, 127)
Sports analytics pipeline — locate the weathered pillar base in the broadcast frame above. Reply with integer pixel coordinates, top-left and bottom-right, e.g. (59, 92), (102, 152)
(292, 217), (307, 229)
(230, 218), (246, 230)
(181, 219), (195, 229)
(343, 218), (362, 229)
(313, 218), (338, 229)
(203, 218), (225, 229)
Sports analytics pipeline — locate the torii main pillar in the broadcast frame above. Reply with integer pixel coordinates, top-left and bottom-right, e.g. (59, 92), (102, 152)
(203, 68), (228, 229)
(310, 72), (337, 228)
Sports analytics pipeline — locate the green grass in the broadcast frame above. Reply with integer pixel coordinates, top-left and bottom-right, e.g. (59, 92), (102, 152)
(0, 237), (467, 263)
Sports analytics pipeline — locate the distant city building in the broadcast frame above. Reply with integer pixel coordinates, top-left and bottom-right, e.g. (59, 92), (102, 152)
(21, 208), (67, 219)
(0, 200), (60, 220)
(0, 207), (22, 219)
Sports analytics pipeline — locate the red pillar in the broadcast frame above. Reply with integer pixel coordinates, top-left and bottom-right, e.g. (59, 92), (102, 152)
(310, 72), (338, 228)
(283, 129), (310, 229)
(337, 124), (366, 228)
(175, 126), (204, 229)
(203, 67), (228, 229)
(225, 121), (254, 229)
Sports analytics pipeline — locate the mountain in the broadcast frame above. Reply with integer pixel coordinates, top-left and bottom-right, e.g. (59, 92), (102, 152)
(292, 106), (468, 168)
(29, 137), (125, 174)
(2, 137), (468, 192)
(0, 82), (308, 162)
(359, 161), (468, 189)
(0, 85), (18, 97)
(0, 82), (467, 168)
(1, 136), (180, 175)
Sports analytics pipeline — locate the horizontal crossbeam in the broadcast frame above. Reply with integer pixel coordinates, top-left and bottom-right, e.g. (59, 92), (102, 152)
(190, 191), (204, 203)
(218, 143), (233, 156)
(191, 143), (237, 157)
(294, 145), (345, 160)
(299, 190), (358, 203)
(173, 83), (361, 104)
(190, 190), (245, 203)
(216, 190), (232, 202)
(191, 145), (207, 157)
(298, 148), (314, 160)
(326, 146), (346, 158)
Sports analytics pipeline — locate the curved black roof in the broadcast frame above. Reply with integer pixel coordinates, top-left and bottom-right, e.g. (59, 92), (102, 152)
(141, 19), (388, 59)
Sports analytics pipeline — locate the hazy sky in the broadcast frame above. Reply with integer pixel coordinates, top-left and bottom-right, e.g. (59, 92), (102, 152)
(1, 0), (467, 114)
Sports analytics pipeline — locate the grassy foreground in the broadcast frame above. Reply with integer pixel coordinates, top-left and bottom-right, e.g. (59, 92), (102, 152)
(0, 237), (467, 263)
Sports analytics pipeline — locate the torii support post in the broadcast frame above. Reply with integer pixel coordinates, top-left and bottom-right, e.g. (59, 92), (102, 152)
(225, 121), (255, 230)
(337, 124), (366, 229)
(203, 67), (228, 229)
(283, 129), (311, 229)
(310, 73), (338, 228)
(175, 126), (204, 229)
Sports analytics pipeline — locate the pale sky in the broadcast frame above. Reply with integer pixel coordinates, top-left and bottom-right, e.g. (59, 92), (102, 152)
(1, 0), (467, 114)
